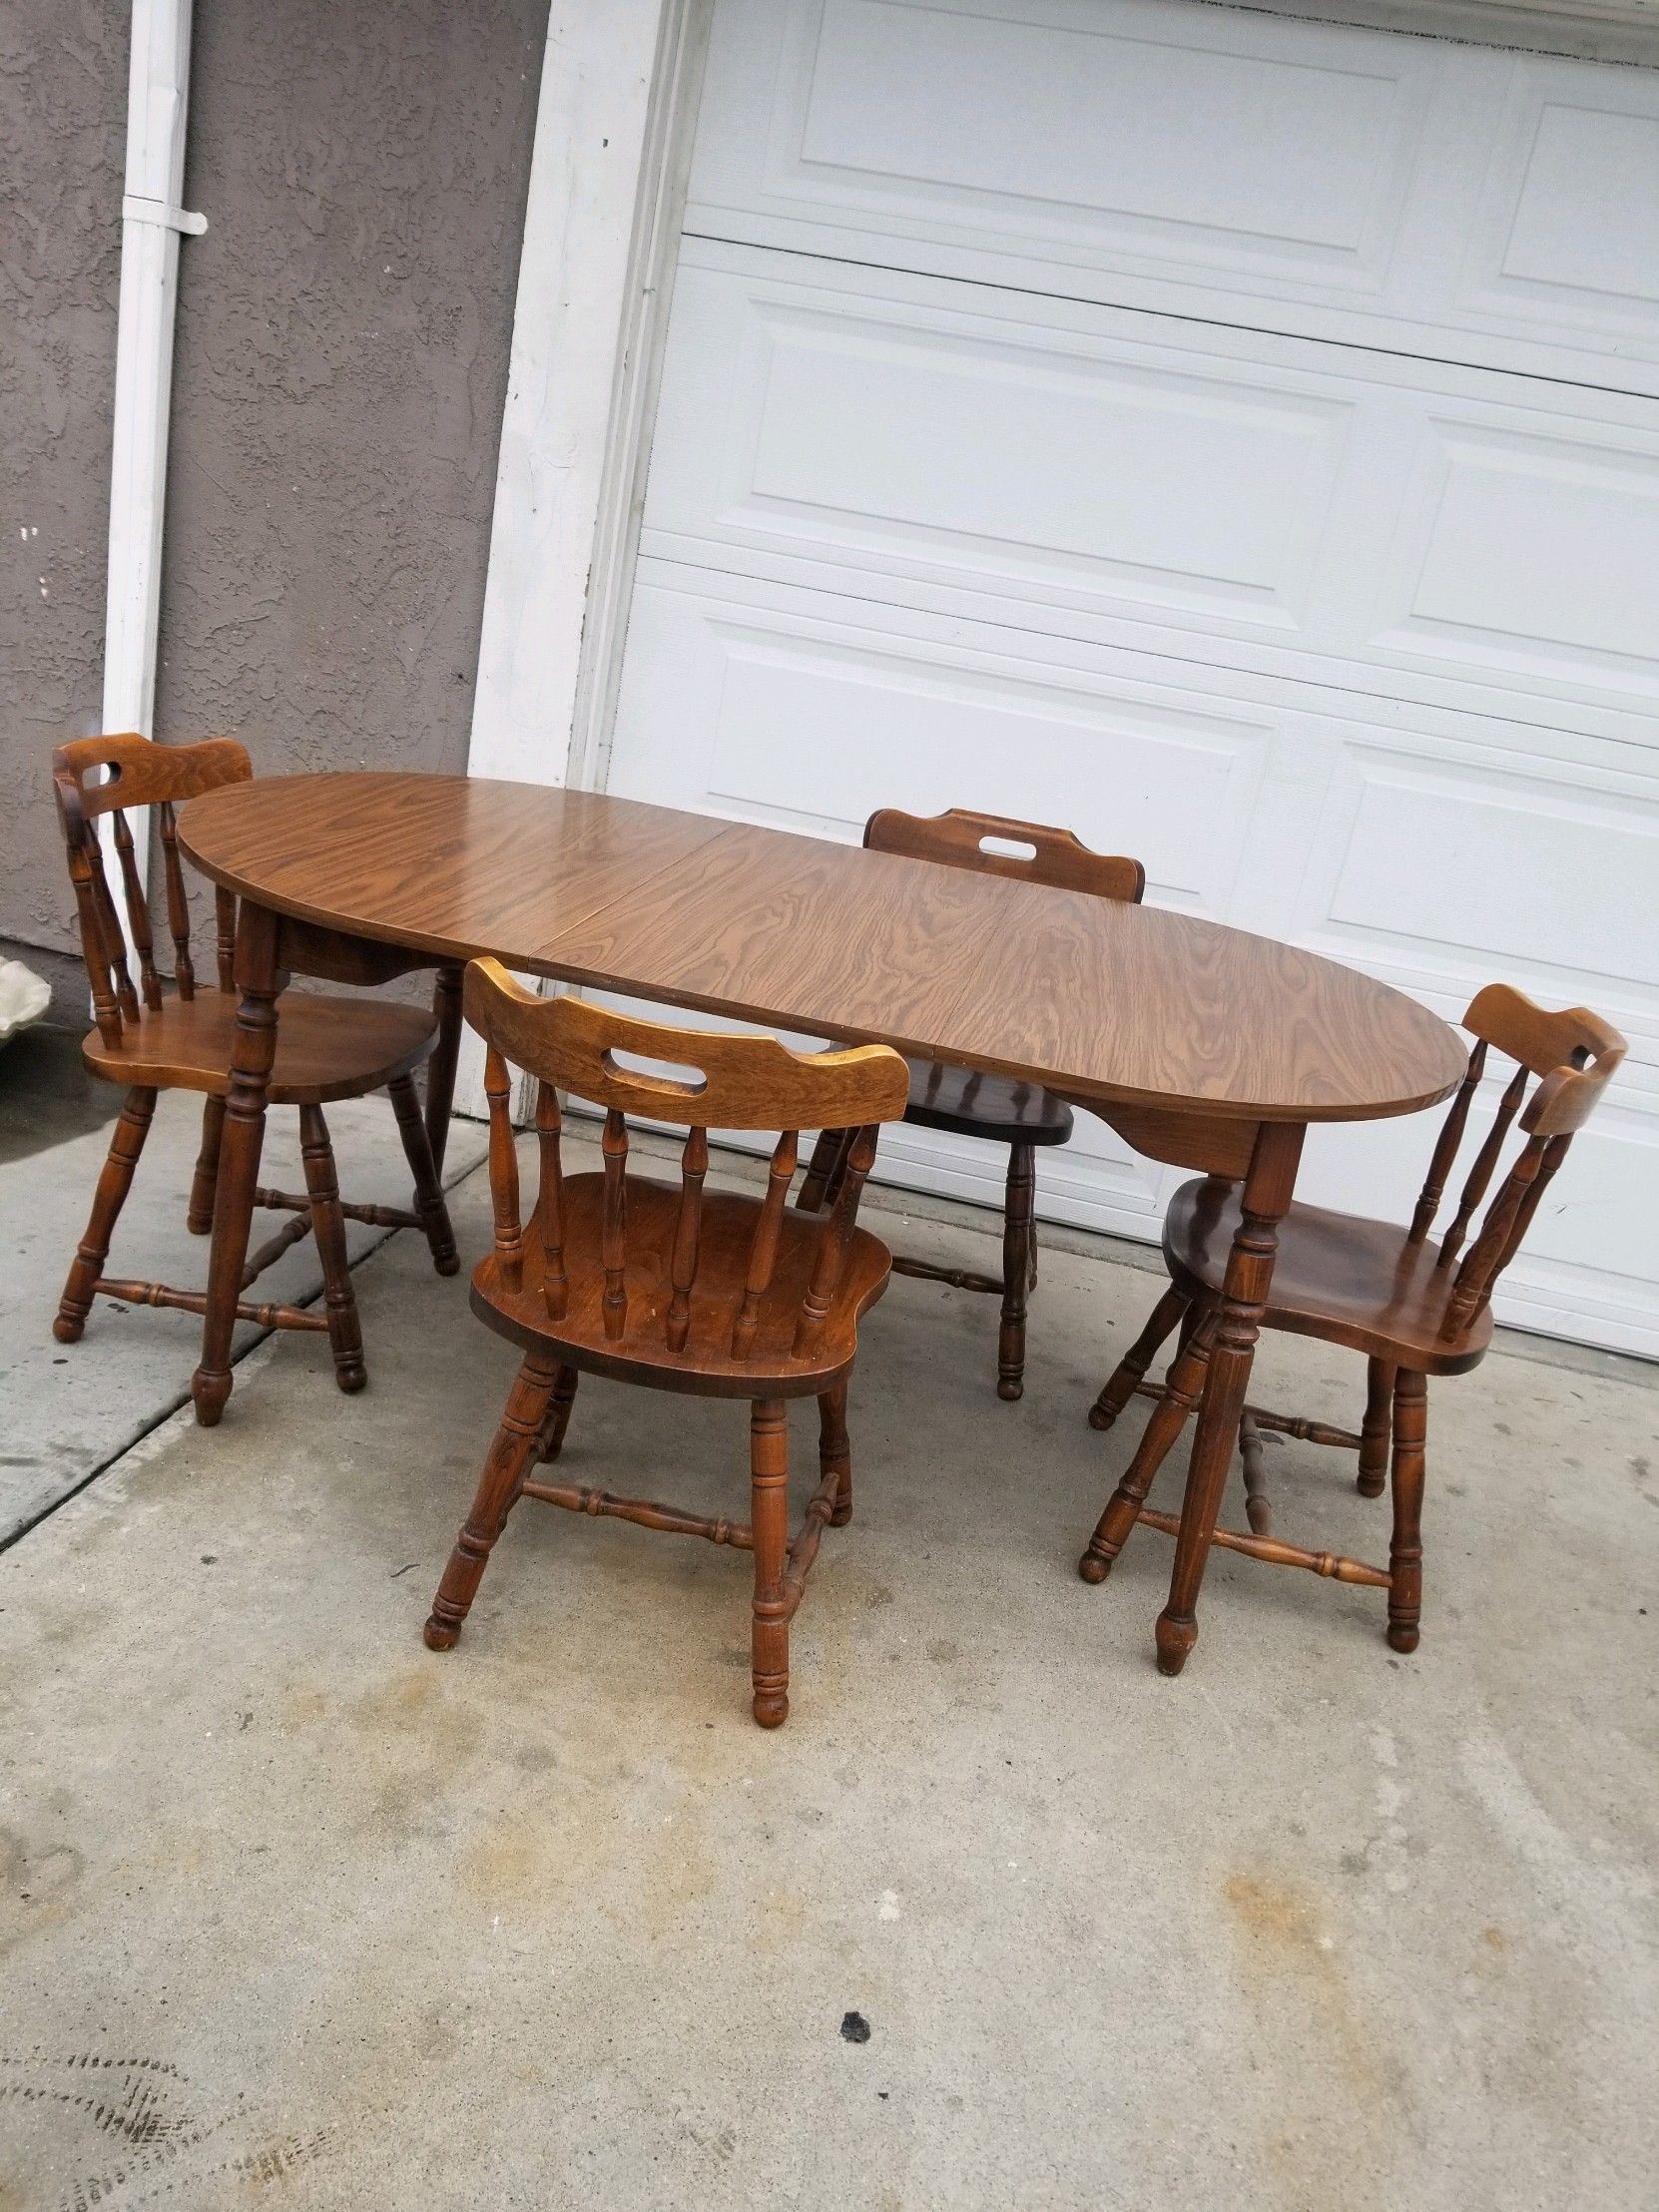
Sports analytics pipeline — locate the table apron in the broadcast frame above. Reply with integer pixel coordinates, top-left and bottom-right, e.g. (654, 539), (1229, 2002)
(276, 914), (444, 991)
(1064, 1100), (1260, 1180)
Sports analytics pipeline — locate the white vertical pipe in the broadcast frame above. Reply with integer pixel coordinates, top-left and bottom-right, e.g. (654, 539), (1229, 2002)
(100, 0), (202, 939)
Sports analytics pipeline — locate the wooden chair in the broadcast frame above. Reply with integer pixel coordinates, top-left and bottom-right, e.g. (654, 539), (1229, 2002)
(50, 733), (458, 1394)
(798, 808), (1145, 1400)
(1079, 984), (1625, 1651)
(423, 960), (910, 1727)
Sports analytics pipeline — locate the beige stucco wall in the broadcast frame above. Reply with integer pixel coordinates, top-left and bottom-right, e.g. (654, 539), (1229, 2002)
(2, 0), (548, 1015)
(0, 2), (127, 1013)
(155, 0), (548, 779)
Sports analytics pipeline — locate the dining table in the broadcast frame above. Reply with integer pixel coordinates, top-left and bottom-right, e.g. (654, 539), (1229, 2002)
(178, 771), (1468, 1673)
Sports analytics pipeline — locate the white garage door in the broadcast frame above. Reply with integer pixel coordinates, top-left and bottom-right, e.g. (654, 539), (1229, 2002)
(609, 0), (1659, 1357)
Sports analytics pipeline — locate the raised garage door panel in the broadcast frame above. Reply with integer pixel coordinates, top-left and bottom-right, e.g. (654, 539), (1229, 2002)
(609, 0), (1659, 1354)
(643, 245), (1659, 736)
(610, 567), (1285, 920)
(686, 0), (1659, 395)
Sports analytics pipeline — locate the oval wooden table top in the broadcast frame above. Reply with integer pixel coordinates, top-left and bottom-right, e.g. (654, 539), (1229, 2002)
(179, 772), (1466, 1127)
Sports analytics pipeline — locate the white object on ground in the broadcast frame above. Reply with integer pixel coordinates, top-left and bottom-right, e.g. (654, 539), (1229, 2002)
(0, 960), (51, 1047)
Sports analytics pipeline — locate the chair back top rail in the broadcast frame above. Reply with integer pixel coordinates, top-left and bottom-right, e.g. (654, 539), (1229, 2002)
(464, 959), (909, 1365)
(1406, 982), (1625, 1339)
(53, 733), (250, 1046)
(863, 806), (1145, 905)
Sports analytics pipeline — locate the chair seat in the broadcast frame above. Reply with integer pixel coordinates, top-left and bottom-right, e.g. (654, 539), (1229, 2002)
(472, 1173), (892, 1397)
(901, 1058), (1073, 1145)
(1163, 1178), (1494, 1377)
(84, 989), (437, 1105)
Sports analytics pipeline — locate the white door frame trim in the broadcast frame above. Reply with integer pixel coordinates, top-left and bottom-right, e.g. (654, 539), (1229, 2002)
(466, 0), (712, 796)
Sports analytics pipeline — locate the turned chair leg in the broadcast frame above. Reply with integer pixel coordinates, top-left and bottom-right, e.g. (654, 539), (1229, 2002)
(388, 1073), (460, 1277)
(56, 1086), (158, 1343)
(1359, 1359), (1395, 1497)
(819, 1381), (852, 1527)
(997, 1141), (1036, 1401)
(187, 1095), (226, 1235)
(750, 1400), (792, 1728)
(298, 1103), (367, 1394)
(425, 1354), (561, 1650)
(1088, 1285), (1190, 1433)
(1079, 1313), (1215, 1582)
(537, 1366), (580, 1464)
(1386, 1370), (1427, 1653)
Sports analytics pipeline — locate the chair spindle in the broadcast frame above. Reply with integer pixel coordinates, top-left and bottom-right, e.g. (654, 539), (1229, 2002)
(1435, 1061), (1528, 1270)
(732, 1130), (799, 1358)
(1408, 1039), (1485, 1245)
(536, 1081), (568, 1322)
(601, 1107), (629, 1340)
(52, 732), (259, 1042)
(84, 824), (141, 1028)
(109, 807), (163, 1011)
(794, 1124), (877, 1359)
(1489, 1132), (1570, 1288)
(667, 1126), (710, 1353)
(63, 821), (124, 1045)
(484, 1046), (524, 1293)
(156, 801), (196, 997)
(1442, 1132), (1563, 1338)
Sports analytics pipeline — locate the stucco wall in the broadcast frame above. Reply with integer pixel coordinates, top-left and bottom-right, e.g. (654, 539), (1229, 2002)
(0, 1), (127, 1014)
(156, 0), (549, 778)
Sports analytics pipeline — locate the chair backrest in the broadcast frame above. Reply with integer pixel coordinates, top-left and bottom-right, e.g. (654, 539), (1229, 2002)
(464, 960), (911, 1365)
(52, 732), (253, 1046)
(863, 806), (1145, 904)
(1409, 983), (1625, 1339)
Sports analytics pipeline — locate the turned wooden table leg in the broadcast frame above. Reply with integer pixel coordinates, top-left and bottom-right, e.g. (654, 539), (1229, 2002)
(389, 1073), (460, 1277)
(191, 901), (281, 1427)
(424, 963), (464, 1179)
(1154, 1121), (1303, 1677)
